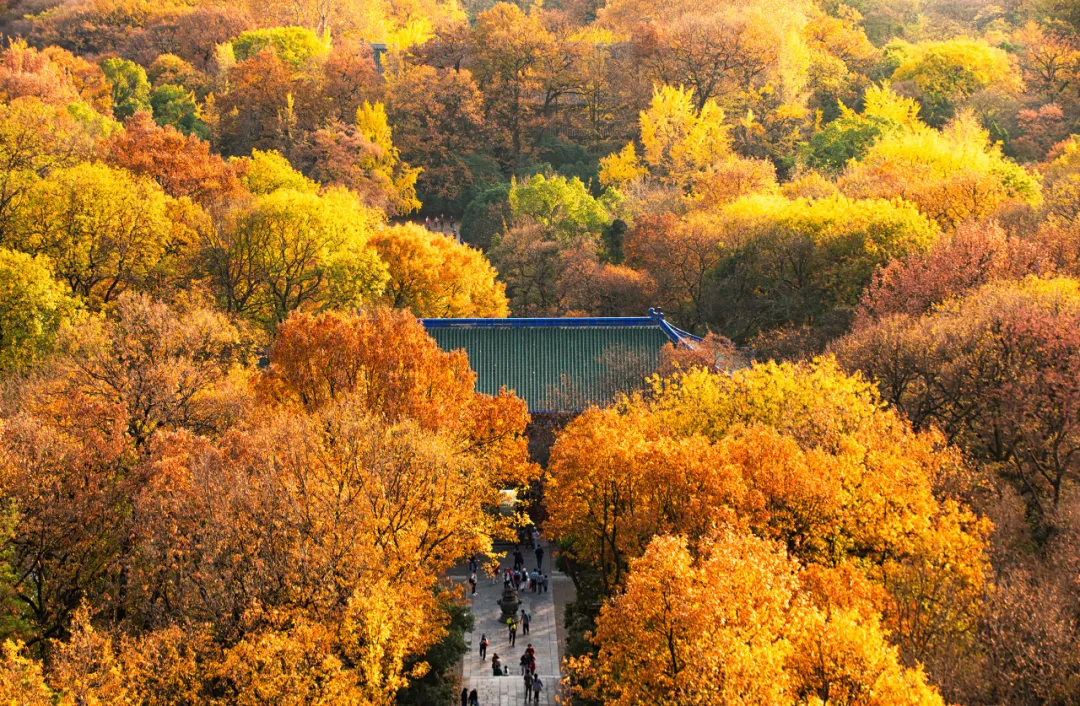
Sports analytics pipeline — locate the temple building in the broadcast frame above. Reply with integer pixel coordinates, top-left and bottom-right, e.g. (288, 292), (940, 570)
(421, 309), (699, 415)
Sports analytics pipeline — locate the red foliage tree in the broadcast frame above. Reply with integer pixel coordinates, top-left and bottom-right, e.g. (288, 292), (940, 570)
(856, 220), (1050, 325)
(838, 276), (1080, 539)
(105, 113), (245, 209)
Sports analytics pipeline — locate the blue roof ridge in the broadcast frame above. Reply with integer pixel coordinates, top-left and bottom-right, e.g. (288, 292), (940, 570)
(420, 309), (703, 345)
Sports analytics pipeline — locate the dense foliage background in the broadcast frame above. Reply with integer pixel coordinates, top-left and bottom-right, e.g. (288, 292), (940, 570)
(0, 0), (1079, 702)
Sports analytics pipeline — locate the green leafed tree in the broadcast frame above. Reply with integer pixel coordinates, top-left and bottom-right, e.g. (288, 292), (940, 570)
(0, 247), (80, 371)
(149, 84), (208, 139)
(99, 57), (151, 120)
(230, 26), (331, 69)
(509, 173), (611, 240)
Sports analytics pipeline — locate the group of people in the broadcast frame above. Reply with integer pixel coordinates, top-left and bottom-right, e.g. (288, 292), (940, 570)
(478, 634), (545, 703)
(463, 525), (552, 704)
(504, 566), (548, 593)
(521, 644), (545, 704)
(505, 607), (531, 644)
(423, 214), (458, 241)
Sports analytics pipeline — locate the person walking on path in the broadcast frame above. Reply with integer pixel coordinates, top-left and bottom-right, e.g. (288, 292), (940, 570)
(468, 572), (477, 595)
(535, 546), (544, 572)
(507, 616), (517, 646)
(524, 670), (534, 698)
(522, 610), (531, 635)
(461, 687), (469, 706)
(532, 675), (543, 703)
(479, 634), (488, 660)
(491, 654), (501, 676)
(468, 689), (478, 706)
(531, 527), (540, 550)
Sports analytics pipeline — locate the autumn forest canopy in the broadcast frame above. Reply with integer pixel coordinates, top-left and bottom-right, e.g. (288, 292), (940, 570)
(1, 0), (1080, 702)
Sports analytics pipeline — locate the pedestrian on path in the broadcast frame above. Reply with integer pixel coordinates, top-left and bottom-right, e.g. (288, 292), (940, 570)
(524, 670), (534, 697)
(532, 675), (543, 703)
(479, 634), (488, 660)
(468, 572), (477, 595)
(507, 617), (517, 646)
(522, 610), (531, 635)
(532, 527), (540, 550)
(491, 654), (501, 676)
(519, 652), (530, 674)
(468, 556), (478, 574)
(468, 689), (478, 706)
(461, 687), (469, 706)
(535, 546), (544, 572)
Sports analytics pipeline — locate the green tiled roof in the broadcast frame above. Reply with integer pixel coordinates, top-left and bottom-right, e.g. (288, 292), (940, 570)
(422, 314), (697, 413)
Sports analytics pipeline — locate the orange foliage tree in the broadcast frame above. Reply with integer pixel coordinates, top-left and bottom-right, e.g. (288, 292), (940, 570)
(0, 293), (250, 653)
(262, 308), (533, 484)
(547, 358), (990, 669)
(104, 112), (245, 209)
(0, 301), (534, 702)
(567, 532), (947, 705)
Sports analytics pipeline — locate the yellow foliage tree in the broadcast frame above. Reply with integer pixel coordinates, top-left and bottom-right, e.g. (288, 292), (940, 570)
(12, 162), (176, 307)
(567, 531), (946, 706)
(209, 186), (388, 326)
(355, 101), (421, 216)
(49, 604), (132, 706)
(839, 109), (1040, 229)
(0, 641), (53, 705)
(890, 38), (1022, 126)
(598, 142), (647, 188)
(639, 84), (730, 185)
(371, 223), (509, 318)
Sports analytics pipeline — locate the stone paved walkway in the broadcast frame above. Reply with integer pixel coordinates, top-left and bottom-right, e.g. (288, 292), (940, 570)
(455, 544), (562, 706)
